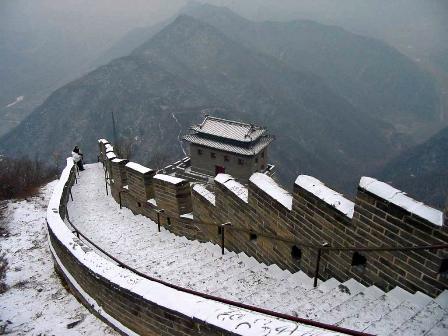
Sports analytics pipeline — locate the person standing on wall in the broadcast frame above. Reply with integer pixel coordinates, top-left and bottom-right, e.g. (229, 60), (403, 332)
(72, 146), (85, 171)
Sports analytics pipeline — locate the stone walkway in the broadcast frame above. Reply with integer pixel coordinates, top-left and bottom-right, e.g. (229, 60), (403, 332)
(66, 163), (448, 336)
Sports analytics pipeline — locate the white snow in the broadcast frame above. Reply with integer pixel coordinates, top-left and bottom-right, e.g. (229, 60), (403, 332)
(0, 182), (117, 334)
(42, 162), (447, 336)
(193, 184), (216, 205)
(295, 175), (354, 218)
(5, 95), (24, 108)
(105, 152), (116, 160)
(250, 173), (292, 210)
(215, 174), (248, 203)
(359, 177), (443, 226)
(125, 162), (152, 175)
(98, 139), (109, 144)
(180, 212), (194, 220)
(111, 158), (126, 163)
(50, 163), (347, 336)
(147, 198), (157, 206)
(153, 174), (185, 185)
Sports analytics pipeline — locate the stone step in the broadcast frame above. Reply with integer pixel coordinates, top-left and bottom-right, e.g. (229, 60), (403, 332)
(336, 286), (408, 332)
(426, 313), (448, 336)
(391, 301), (446, 336)
(290, 279), (366, 319)
(364, 296), (428, 335)
(435, 290), (448, 310)
(161, 252), (238, 281)
(317, 285), (385, 325)
(268, 277), (340, 314)
(210, 265), (291, 302)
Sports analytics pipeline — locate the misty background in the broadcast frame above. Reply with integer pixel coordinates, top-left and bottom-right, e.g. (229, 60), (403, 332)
(1, 0), (447, 207)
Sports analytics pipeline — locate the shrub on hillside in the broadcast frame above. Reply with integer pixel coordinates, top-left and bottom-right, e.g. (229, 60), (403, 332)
(0, 157), (58, 200)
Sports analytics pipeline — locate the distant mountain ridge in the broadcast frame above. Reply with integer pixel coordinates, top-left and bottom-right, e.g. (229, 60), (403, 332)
(379, 127), (448, 208)
(1, 4), (441, 197)
(98, 3), (441, 133)
(0, 14), (402, 194)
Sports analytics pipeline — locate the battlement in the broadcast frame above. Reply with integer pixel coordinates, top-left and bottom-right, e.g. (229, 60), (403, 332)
(99, 138), (448, 297)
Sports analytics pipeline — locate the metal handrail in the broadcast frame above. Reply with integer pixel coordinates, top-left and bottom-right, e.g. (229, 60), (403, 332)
(62, 168), (446, 336)
(61, 201), (370, 335)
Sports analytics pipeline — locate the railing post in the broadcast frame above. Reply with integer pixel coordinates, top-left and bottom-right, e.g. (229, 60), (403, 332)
(156, 209), (164, 232)
(313, 248), (322, 288)
(220, 222), (231, 255)
(119, 191), (122, 209)
(313, 242), (329, 288)
(104, 169), (109, 196)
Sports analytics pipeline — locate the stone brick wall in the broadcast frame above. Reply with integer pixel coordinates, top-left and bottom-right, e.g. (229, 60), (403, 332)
(153, 175), (192, 217)
(125, 162), (155, 203)
(52, 157), (338, 336)
(111, 159), (129, 189)
(100, 141), (448, 298)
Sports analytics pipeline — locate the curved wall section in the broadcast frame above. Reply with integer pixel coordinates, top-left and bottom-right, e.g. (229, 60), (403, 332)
(47, 159), (345, 336)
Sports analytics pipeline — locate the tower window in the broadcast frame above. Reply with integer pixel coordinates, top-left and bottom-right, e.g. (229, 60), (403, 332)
(291, 246), (302, 260)
(211, 152), (216, 159)
(439, 259), (448, 279)
(249, 233), (257, 241)
(238, 158), (244, 165)
(261, 151), (265, 158)
(224, 155), (229, 162)
(352, 252), (367, 270)
(255, 157), (258, 163)
(197, 149), (203, 155)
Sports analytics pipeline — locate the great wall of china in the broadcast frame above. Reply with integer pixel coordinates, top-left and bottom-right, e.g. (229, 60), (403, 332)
(45, 137), (448, 335)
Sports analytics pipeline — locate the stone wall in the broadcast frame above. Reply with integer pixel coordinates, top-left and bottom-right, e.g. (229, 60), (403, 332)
(50, 158), (341, 336)
(101, 141), (448, 298)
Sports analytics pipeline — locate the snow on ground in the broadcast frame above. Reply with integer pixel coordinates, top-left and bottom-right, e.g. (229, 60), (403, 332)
(64, 163), (448, 336)
(5, 96), (24, 108)
(0, 181), (118, 335)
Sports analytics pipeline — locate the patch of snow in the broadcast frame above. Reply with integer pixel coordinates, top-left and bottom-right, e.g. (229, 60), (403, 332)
(153, 174), (185, 185)
(180, 212), (194, 220)
(147, 198), (157, 206)
(105, 152), (116, 160)
(51, 163), (344, 336)
(5, 95), (24, 108)
(97, 139), (109, 144)
(125, 162), (152, 175)
(359, 177), (443, 226)
(193, 184), (216, 205)
(111, 158), (126, 163)
(250, 173), (292, 210)
(0, 180), (117, 334)
(214, 174), (248, 203)
(295, 175), (354, 218)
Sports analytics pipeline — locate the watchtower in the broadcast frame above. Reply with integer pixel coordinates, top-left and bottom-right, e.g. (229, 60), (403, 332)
(183, 116), (274, 181)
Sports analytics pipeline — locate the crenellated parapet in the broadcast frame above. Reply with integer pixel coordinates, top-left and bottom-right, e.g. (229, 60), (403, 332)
(99, 139), (448, 297)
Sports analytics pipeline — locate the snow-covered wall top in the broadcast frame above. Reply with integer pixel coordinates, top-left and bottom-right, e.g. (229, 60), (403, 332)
(250, 173), (292, 210)
(47, 159), (346, 336)
(193, 184), (216, 206)
(98, 138), (109, 144)
(106, 152), (117, 160)
(111, 158), (127, 164)
(295, 175), (355, 219)
(359, 177), (443, 226)
(215, 174), (248, 203)
(153, 174), (185, 185)
(125, 162), (153, 175)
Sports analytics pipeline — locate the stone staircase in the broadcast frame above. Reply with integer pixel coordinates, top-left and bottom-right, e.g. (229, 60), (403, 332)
(68, 164), (448, 336)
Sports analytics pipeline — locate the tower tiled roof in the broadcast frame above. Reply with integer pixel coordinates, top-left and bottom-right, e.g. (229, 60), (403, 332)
(183, 116), (274, 156)
(191, 116), (266, 142)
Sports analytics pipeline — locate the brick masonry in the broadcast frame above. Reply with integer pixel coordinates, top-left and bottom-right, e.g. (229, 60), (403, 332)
(102, 144), (448, 298)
